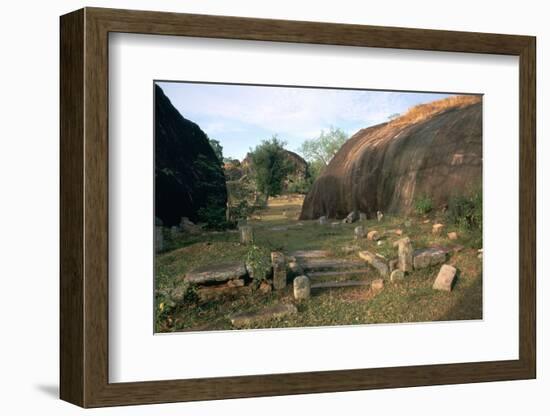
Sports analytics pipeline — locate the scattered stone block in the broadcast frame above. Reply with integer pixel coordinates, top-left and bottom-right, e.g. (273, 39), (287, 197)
(448, 231), (458, 240)
(390, 269), (405, 282)
(413, 248), (447, 269)
(197, 284), (252, 303)
(358, 251), (389, 277)
(229, 304), (298, 328)
(371, 279), (385, 292)
(155, 226), (164, 252)
(393, 237), (413, 272)
(331, 222), (341, 228)
(227, 279), (245, 287)
(185, 262), (247, 284)
(343, 211), (359, 224)
(376, 211), (384, 222)
(432, 223), (444, 235)
(270, 226), (288, 231)
(259, 281), (272, 294)
(404, 219), (412, 228)
(239, 225), (254, 244)
(433, 264), (457, 291)
(180, 217), (200, 234)
(359, 212), (367, 221)
(319, 216), (327, 225)
(288, 261), (304, 276)
(271, 251), (287, 290)
(367, 230), (380, 241)
(354, 225), (366, 239)
(170, 225), (180, 238)
(293, 275), (311, 300)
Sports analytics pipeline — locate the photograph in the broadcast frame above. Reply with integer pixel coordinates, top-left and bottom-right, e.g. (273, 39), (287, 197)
(154, 81), (483, 333)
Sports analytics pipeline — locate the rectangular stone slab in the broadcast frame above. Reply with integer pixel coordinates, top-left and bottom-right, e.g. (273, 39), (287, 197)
(229, 304), (298, 328)
(290, 250), (331, 258)
(185, 262), (247, 284)
(300, 258), (367, 271)
(311, 280), (373, 289)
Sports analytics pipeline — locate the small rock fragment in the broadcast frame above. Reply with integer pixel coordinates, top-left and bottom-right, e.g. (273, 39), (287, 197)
(390, 269), (405, 282)
(371, 279), (385, 292)
(367, 230), (380, 241)
(447, 231), (458, 240)
(432, 223), (444, 235)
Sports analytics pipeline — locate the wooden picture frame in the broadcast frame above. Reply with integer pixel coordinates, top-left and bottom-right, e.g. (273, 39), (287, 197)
(60, 7), (536, 408)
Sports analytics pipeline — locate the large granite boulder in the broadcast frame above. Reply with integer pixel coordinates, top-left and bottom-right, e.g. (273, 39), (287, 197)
(155, 84), (227, 226)
(300, 96), (482, 219)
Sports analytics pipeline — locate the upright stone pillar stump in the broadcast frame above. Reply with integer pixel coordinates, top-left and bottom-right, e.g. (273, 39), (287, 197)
(239, 225), (254, 244)
(271, 251), (287, 290)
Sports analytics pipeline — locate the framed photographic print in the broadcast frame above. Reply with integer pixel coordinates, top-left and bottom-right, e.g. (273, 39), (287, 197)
(60, 7), (536, 408)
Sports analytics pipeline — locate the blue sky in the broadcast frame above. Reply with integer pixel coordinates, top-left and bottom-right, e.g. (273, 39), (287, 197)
(157, 81), (454, 161)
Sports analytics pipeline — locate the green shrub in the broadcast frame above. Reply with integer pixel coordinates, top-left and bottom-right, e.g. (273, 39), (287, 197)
(414, 194), (433, 215)
(197, 198), (231, 230)
(245, 245), (271, 283)
(446, 189), (482, 232)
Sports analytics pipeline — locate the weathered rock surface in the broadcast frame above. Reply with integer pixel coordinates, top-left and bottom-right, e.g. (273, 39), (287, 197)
(229, 304), (298, 328)
(413, 248), (447, 269)
(155, 85), (227, 226)
(185, 262), (247, 284)
(293, 275), (311, 300)
(433, 264), (457, 291)
(300, 96), (482, 219)
(319, 216), (328, 225)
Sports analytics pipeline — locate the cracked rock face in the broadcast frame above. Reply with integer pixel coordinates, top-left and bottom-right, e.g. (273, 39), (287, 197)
(300, 97), (482, 220)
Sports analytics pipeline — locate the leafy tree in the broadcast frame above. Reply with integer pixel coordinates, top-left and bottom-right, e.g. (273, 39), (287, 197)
(207, 137), (224, 165)
(298, 127), (348, 180)
(249, 136), (293, 199)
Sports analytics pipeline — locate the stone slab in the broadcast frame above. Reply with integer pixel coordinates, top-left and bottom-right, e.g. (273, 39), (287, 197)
(185, 262), (247, 284)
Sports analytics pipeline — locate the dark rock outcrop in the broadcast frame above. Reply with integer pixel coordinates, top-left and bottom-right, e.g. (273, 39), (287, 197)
(300, 96), (482, 220)
(155, 84), (227, 226)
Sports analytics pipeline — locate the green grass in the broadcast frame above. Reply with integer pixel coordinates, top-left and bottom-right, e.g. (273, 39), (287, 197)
(155, 195), (482, 332)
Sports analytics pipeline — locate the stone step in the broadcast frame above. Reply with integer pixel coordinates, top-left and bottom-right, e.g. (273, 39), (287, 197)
(311, 280), (373, 290)
(289, 250), (332, 259)
(307, 269), (372, 279)
(299, 258), (367, 272)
